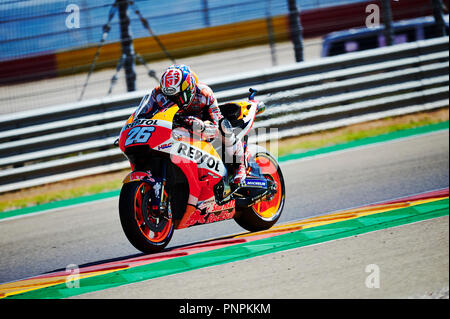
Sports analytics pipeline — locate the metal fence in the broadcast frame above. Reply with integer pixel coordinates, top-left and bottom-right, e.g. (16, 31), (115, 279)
(0, 36), (448, 193)
(1, 0), (443, 114)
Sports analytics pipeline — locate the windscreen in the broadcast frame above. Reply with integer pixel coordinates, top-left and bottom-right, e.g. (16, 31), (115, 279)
(133, 94), (152, 119)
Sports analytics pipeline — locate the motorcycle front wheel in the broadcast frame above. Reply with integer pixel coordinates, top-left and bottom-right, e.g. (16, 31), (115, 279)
(119, 181), (174, 254)
(234, 152), (286, 232)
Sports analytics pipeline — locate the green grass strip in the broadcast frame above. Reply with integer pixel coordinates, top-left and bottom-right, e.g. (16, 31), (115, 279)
(7, 197), (448, 299)
(0, 189), (120, 220)
(1, 121), (448, 221)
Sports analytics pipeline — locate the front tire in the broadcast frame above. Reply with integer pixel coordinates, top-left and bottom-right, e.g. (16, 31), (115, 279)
(234, 152), (285, 232)
(119, 181), (174, 254)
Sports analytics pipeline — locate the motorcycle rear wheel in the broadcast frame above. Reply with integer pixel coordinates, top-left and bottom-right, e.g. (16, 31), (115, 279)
(119, 181), (174, 254)
(234, 152), (285, 232)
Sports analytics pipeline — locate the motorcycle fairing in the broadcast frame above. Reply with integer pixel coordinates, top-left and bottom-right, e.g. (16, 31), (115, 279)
(119, 104), (233, 227)
(119, 107), (177, 151)
(122, 170), (155, 184)
(170, 140), (226, 178)
(219, 101), (257, 141)
(176, 197), (236, 229)
(169, 138), (228, 222)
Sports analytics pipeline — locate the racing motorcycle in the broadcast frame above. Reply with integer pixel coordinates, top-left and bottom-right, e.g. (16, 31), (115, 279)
(117, 88), (285, 253)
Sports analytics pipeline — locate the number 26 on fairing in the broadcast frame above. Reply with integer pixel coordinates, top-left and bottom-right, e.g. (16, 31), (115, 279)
(125, 126), (155, 146)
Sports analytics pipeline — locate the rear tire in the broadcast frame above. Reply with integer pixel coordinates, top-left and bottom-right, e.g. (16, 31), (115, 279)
(234, 152), (285, 232)
(119, 181), (174, 254)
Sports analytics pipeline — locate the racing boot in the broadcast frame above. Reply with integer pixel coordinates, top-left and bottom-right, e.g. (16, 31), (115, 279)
(233, 158), (247, 185)
(230, 141), (247, 185)
(220, 118), (247, 185)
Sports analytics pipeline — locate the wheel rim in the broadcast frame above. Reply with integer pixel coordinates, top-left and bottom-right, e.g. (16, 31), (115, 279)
(133, 183), (172, 243)
(252, 154), (284, 220)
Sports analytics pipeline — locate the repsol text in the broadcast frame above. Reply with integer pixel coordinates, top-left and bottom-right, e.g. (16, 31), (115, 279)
(176, 143), (221, 172)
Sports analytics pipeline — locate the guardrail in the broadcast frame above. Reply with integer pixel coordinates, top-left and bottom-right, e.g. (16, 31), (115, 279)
(0, 37), (448, 193)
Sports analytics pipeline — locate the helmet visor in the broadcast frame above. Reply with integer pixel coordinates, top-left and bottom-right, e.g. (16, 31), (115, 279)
(167, 89), (193, 108)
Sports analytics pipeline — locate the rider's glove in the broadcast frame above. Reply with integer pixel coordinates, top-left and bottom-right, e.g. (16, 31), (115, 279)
(202, 121), (218, 140)
(184, 116), (205, 132)
(175, 116), (218, 140)
(185, 116), (218, 140)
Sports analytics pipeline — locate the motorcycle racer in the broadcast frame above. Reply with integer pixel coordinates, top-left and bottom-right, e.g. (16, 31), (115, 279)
(118, 83), (285, 252)
(139, 64), (247, 184)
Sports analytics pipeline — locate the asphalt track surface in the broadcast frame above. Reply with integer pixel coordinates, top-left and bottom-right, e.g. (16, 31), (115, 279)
(72, 215), (448, 299)
(0, 129), (448, 288)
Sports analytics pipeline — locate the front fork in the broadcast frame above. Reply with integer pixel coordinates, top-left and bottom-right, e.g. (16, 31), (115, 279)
(157, 162), (169, 218)
(123, 162), (170, 221)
